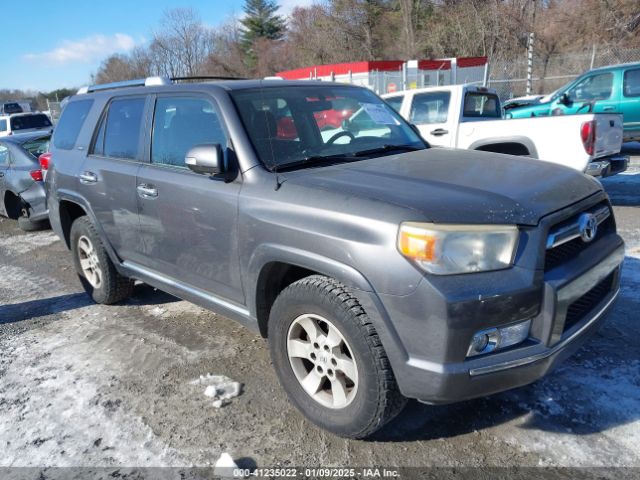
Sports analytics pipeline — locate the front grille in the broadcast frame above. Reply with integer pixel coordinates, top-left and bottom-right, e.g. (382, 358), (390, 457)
(544, 203), (614, 272)
(564, 272), (615, 331)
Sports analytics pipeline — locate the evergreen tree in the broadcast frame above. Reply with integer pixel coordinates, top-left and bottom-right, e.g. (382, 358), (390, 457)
(240, 0), (286, 64)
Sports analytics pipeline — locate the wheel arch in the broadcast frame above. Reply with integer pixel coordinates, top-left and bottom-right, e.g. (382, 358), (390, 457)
(247, 245), (375, 338)
(469, 136), (539, 158)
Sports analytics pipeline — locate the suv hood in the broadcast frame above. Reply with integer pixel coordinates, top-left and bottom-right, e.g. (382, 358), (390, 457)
(284, 148), (601, 226)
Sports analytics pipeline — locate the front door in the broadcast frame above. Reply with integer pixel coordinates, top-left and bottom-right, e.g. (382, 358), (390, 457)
(135, 94), (243, 304)
(409, 91), (455, 147)
(552, 71), (618, 115)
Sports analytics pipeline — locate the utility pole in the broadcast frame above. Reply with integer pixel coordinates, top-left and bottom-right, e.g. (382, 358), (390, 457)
(526, 32), (535, 95)
(526, 0), (537, 95)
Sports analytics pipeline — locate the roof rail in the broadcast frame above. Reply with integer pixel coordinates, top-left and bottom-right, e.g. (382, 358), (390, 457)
(171, 76), (247, 82)
(76, 76), (171, 95)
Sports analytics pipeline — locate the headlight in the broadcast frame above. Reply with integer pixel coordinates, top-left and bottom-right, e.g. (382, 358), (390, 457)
(397, 222), (519, 275)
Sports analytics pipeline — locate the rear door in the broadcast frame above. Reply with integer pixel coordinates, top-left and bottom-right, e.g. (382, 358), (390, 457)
(134, 93), (243, 304)
(408, 91), (455, 147)
(621, 66), (640, 140)
(79, 95), (148, 261)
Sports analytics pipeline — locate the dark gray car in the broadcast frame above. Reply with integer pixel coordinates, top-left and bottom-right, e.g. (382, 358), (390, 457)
(0, 132), (50, 230)
(46, 77), (624, 438)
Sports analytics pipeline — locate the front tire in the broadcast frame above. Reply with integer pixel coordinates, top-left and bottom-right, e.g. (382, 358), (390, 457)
(70, 216), (133, 304)
(268, 275), (406, 438)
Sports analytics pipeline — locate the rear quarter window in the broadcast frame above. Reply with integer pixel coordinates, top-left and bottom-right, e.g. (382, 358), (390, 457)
(623, 68), (640, 97)
(53, 100), (94, 150)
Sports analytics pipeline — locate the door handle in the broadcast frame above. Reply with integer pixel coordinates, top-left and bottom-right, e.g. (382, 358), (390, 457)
(602, 106), (615, 111)
(137, 184), (158, 198)
(430, 128), (449, 136)
(79, 171), (98, 184)
(0, 172), (4, 178)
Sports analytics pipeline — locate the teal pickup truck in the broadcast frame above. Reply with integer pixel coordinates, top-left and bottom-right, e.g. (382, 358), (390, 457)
(507, 62), (640, 142)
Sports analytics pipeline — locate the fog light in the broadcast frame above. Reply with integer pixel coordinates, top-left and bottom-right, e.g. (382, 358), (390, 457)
(467, 320), (531, 357)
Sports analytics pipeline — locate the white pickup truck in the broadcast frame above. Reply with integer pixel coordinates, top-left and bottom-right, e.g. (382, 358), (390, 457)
(382, 84), (628, 177)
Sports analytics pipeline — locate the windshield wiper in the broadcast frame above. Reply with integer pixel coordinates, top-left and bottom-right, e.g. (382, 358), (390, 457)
(275, 153), (353, 172)
(351, 144), (425, 157)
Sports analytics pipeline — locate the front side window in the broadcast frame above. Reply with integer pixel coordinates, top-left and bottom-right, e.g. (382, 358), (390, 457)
(54, 100), (93, 150)
(0, 119), (6, 132)
(410, 92), (451, 124)
(623, 68), (640, 97)
(231, 86), (424, 169)
(568, 73), (613, 102)
(93, 97), (146, 160)
(151, 97), (227, 168)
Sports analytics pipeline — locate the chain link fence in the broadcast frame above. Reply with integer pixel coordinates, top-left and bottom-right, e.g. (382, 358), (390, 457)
(488, 45), (640, 100)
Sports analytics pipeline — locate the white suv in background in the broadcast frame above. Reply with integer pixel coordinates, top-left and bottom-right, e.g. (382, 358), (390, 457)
(0, 112), (53, 137)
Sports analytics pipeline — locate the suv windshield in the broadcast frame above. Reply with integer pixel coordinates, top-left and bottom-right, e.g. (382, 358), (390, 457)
(230, 85), (426, 170)
(10, 114), (52, 131)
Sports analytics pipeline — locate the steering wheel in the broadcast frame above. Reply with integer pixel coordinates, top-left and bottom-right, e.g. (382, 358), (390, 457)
(326, 131), (355, 145)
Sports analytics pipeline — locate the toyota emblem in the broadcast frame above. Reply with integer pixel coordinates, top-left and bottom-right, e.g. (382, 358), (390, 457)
(578, 213), (598, 243)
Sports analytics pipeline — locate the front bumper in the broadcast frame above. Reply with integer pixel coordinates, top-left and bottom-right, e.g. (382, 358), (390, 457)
(586, 154), (629, 177)
(376, 236), (624, 404)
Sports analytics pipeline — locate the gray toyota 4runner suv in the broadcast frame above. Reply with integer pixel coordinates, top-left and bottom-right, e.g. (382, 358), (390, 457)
(47, 77), (624, 438)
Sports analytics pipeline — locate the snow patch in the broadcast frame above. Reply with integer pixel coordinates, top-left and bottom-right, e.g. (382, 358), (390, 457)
(214, 452), (240, 478)
(0, 231), (59, 255)
(191, 374), (242, 408)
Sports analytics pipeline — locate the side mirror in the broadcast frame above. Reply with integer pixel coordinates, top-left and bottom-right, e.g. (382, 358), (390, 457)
(558, 93), (570, 105)
(185, 144), (224, 175)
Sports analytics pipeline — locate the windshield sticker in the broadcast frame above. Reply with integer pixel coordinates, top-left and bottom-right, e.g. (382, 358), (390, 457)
(361, 103), (400, 125)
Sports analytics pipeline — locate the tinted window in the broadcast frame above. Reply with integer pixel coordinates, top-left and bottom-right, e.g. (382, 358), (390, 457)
(385, 96), (404, 113)
(410, 92), (450, 123)
(3, 103), (23, 114)
(10, 114), (52, 131)
(0, 120), (6, 132)
(623, 68), (640, 97)
(568, 73), (613, 102)
(102, 97), (146, 159)
(151, 97), (227, 168)
(54, 100), (94, 150)
(463, 92), (501, 118)
(0, 144), (9, 165)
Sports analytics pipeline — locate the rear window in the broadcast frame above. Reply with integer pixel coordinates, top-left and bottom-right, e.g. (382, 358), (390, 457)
(21, 137), (51, 159)
(3, 103), (23, 114)
(10, 114), (52, 131)
(463, 92), (501, 118)
(93, 97), (146, 160)
(54, 100), (94, 150)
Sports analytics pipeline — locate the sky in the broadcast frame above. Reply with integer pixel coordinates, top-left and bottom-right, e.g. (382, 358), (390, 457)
(2, 0), (310, 92)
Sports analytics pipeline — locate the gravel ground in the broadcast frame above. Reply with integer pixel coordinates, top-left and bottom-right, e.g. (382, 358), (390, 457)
(0, 170), (639, 474)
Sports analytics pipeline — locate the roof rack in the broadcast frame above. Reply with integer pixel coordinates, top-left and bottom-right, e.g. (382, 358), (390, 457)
(171, 75), (247, 82)
(77, 77), (171, 95)
(76, 75), (247, 95)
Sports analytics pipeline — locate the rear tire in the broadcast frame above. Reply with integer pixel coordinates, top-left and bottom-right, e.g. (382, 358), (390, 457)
(70, 216), (133, 304)
(268, 275), (406, 438)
